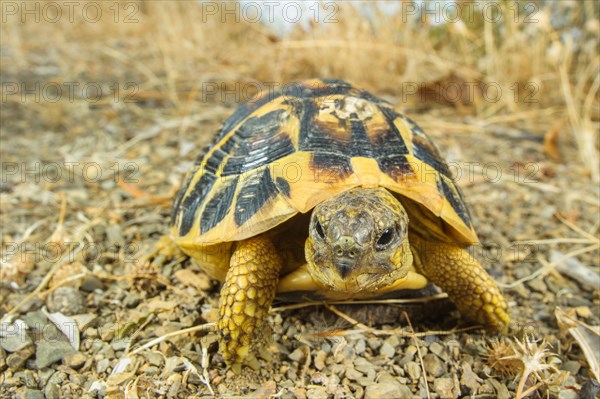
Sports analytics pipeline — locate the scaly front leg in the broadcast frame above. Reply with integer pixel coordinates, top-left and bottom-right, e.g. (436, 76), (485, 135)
(218, 235), (282, 372)
(410, 234), (510, 331)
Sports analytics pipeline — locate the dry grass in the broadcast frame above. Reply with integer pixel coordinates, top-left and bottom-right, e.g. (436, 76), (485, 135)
(1, 1), (598, 178)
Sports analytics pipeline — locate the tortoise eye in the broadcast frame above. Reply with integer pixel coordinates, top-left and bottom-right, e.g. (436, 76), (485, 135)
(314, 220), (326, 240)
(376, 228), (395, 250)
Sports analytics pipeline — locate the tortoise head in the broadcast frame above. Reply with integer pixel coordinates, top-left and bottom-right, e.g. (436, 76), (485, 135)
(305, 188), (413, 294)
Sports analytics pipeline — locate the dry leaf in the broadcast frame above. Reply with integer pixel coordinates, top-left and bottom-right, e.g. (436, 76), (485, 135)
(555, 307), (600, 381)
(551, 250), (600, 290)
(544, 126), (562, 161)
(174, 269), (212, 291)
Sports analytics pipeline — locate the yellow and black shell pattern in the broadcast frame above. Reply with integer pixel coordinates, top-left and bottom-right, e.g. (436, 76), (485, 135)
(171, 79), (475, 245)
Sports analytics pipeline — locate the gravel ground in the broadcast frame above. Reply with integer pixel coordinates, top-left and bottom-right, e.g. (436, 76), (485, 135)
(1, 76), (599, 399)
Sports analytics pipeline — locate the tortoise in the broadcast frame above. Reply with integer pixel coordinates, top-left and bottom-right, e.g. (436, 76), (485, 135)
(168, 78), (509, 370)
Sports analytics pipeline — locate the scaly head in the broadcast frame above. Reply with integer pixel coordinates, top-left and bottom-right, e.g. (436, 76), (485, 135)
(305, 188), (413, 294)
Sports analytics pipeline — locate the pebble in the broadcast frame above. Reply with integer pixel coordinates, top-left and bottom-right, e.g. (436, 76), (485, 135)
(353, 357), (374, 375)
(433, 377), (457, 399)
(20, 370), (37, 388)
(406, 361), (421, 381)
(16, 388), (44, 399)
(367, 337), (381, 351)
(460, 362), (481, 393)
(562, 360), (581, 375)
(345, 368), (363, 381)
(0, 328), (33, 353)
(379, 341), (395, 358)
(80, 275), (104, 292)
(314, 350), (327, 371)
(145, 352), (164, 367)
(7, 346), (35, 370)
(354, 339), (366, 355)
(96, 358), (110, 374)
(558, 389), (579, 399)
(34, 338), (75, 369)
(364, 381), (412, 399)
(383, 335), (400, 348)
(526, 278), (547, 293)
(422, 353), (445, 378)
(306, 386), (328, 399)
(292, 387), (307, 399)
(428, 342), (446, 360)
(63, 352), (87, 369)
(46, 286), (85, 315)
(488, 378), (510, 399)
(44, 383), (60, 399)
(399, 345), (417, 366)
(288, 347), (306, 362)
(0, 347), (5, 371)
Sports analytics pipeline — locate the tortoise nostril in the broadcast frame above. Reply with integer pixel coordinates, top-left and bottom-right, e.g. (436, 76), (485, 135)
(336, 249), (343, 256)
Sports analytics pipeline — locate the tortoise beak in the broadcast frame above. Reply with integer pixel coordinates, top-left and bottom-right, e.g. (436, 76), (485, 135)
(332, 236), (361, 278)
(333, 259), (356, 278)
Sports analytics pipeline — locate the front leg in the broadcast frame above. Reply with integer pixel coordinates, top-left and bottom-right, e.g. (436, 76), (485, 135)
(218, 235), (282, 371)
(410, 235), (509, 331)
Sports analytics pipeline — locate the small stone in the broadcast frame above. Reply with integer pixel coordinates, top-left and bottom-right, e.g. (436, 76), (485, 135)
(355, 339), (366, 355)
(16, 388), (44, 399)
(292, 387), (307, 399)
(377, 372), (397, 384)
(526, 278), (547, 293)
(21, 370), (37, 388)
(367, 337), (381, 350)
(63, 352), (86, 369)
(557, 389), (579, 399)
(399, 345), (417, 366)
(46, 287), (85, 315)
(314, 350), (327, 371)
(345, 368), (363, 381)
(145, 352), (164, 367)
(460, 362), (481, 393)
(96, 358), (110, 374)
(433, 377), (458, 399)
(354, 357), (374, 375)
(0, 347), (6, 372)
(488, 378), (510, 399)
(306, 386), (328, 399)
(0, 327), (33, 353)
(44, 384), (60, 399)
(406, 361), (421, 381)
(35, 338), (75, 369)
(144, 366), (160, 376)
(288, 347), (305, 362)
(384, 335), (400, 348)
(80, 275), (104, 292)
(562, 360), (581, 375)
(7, 345), (35, 370)
(423, 353), (445, 377)
(357, 375), (375, 386)
(364, 381), (411, 399)
(429, 342), (446, 360)
(122, 292), (141, 308)
(379, 341), (395, 358)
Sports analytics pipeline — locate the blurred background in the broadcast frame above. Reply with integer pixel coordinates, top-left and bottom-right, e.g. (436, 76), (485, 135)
(2, 0), (598, 180)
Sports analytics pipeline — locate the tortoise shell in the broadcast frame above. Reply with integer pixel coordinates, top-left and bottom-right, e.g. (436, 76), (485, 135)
(170, 79), (475, 245)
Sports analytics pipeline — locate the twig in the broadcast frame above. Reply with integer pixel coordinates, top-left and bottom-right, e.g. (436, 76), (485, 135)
(271, 293), (448, 312)
(499, 244), (599, 289)
(404, 311), (431, 399)
(128, 323), (216, 355)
